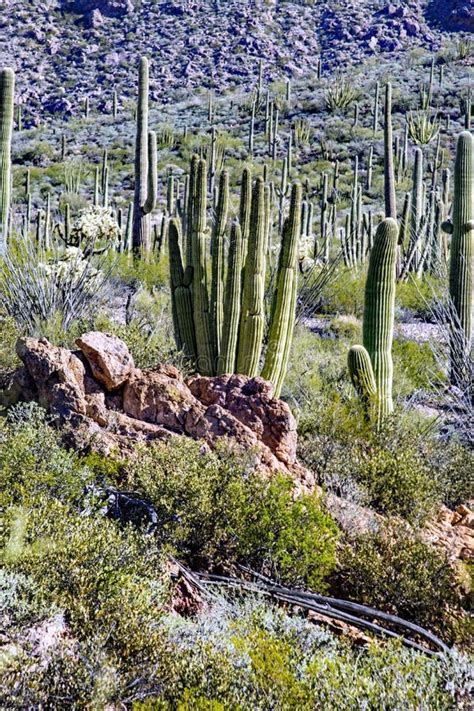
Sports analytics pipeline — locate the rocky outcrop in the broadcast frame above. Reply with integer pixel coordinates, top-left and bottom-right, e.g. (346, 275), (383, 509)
(69, 0), (134, 17)
(5, 332), (311, 483)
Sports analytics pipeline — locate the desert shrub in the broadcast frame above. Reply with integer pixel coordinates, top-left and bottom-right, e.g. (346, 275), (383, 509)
(0, 316), (21, 375)
(137, 601), (472, 710)
(393, 338), (444, 394)
(355, 429), (439, 524)
(0, 403), (91, 510)
(124, 438), (340, 591)
(430, 440), (474, 509)
(336, 524), (459, 640)
(0, 238), (114, 334)
(319, 268), (366, 317)
(1, 499), (168, 654)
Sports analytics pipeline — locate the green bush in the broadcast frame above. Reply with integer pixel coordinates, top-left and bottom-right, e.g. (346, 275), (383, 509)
(0, 404), (91, 510)
(336, 524), (460, 641)
(124, 438), (340, 591)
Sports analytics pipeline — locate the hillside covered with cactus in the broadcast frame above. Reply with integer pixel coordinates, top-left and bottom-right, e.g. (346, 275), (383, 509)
(0, 0), (473, 708)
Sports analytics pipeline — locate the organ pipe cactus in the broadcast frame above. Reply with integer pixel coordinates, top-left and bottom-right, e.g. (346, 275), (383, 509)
(236, 176), (267, 376)
(261, 182), (302, 397)
(218, 221), (242, 375)
(211, 169), (229, 361)
(362, 217), (398, 421)
(0, 67), (14, 253)
(132, 57), (157, 254)
(169, 217), (196, 359)
(191, 158), (215, 375)
(448, 131), (473, 382)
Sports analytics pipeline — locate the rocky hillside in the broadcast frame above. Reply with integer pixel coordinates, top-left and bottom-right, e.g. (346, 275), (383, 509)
(0, 0), (472, 122)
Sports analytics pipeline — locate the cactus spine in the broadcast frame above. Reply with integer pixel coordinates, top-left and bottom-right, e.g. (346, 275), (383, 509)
(261, 182), (302, 397)
(449, 131), (473, 382)
(132, 57), (157, 254)
(0, 68), (14, 253)
(237, 177), (267, 376)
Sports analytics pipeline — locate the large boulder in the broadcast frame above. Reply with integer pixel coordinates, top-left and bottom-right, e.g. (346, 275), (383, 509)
(76, 331), (135, 391)
(6, 333), (311, 484)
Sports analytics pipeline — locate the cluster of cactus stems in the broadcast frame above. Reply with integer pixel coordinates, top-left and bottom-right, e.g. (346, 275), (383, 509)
(132, 57), (157, 254)
(349, 218), (398, 424)
(0, 67), (14, 254)
(168, 154), (301, 395)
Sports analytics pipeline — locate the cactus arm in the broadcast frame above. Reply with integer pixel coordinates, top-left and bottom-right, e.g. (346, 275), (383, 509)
(218, 221), (243, 375)
(237, 176), (267, 376)
(261, 182), (302, 396)
(191, 158), (215, 375)
(348, 344), (377, 406)
(169, 217), (196, 359)
(211, 169), (229, 362)
(143, 130), (157, 215)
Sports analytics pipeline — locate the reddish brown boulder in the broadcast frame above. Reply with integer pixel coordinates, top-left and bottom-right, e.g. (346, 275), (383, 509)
(7, 333), (307, 481)
(76, 331), (134, 391)
(16, 337), (86, 417)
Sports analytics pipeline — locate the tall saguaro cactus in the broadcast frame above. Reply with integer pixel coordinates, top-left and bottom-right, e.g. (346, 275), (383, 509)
(384, 82), (397, 220)
(449, 131), (473, 383)
(237, 177), (267, 376)
(262, 182), (302, 397)
(0, 67), (14, 253)
(363, 217), (398, 420)
(132, 57), (157, 254)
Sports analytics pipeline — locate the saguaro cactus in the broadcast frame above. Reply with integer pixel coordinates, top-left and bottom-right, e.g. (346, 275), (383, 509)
(362, 217), (398, 421)
(0, 67), (14, 253)
(384, 83), (397, 220)
(132, 57), (157, 254)
(448, 131), (473, 382)
(237, 177), (267, 376)
(261, 182), (302, 397)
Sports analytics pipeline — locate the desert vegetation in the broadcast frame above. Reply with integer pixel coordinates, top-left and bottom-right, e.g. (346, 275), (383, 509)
(0, 1), (473, 707)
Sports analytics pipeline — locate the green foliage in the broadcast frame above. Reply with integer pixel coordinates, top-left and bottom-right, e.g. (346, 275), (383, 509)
(124, 438), (340, 590)
(336, 524), (461, 640)
(0, 404), (91, 509)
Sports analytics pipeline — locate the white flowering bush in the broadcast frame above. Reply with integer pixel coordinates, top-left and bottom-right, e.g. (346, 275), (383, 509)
(0, 238), (113, 333)
(69, 206), (120, 252)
